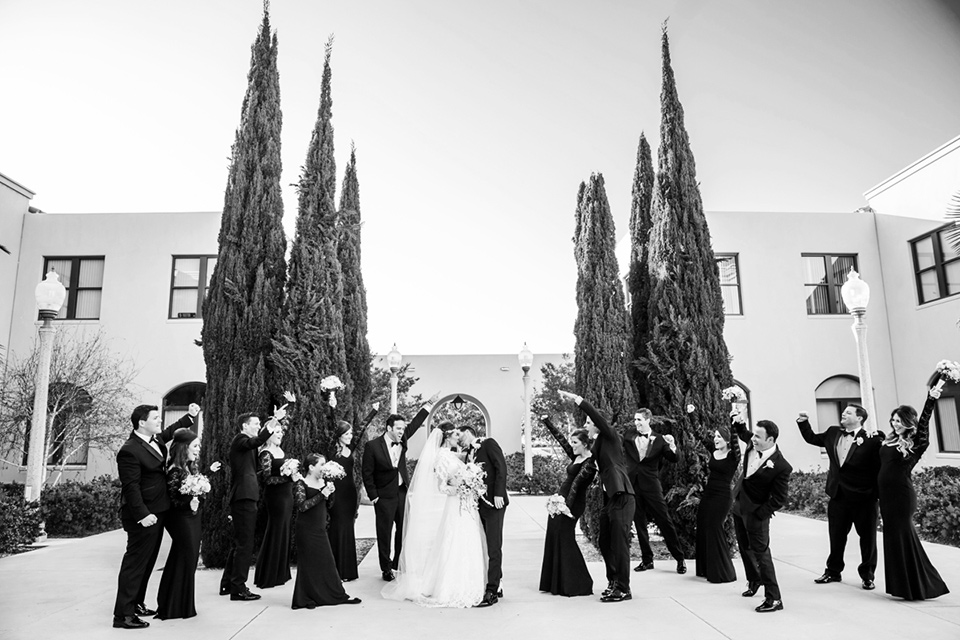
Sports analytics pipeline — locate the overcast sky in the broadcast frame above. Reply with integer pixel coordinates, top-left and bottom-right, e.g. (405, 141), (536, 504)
(3, 0), (960, 356)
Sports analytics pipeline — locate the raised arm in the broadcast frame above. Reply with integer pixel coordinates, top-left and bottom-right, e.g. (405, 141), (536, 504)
(404, 393), (439, 440)
(797, 413), (826, 447)
(914, 389), (940, 462)
(541, 415), (575, 460)
(730, 419), (743, 464)
(157, 403), (200, 444)
(579, 399), (618, 442)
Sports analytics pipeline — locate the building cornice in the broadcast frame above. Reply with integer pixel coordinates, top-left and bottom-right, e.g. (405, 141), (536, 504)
(0, 172), (36, 199)
(864, 133), (960, 201)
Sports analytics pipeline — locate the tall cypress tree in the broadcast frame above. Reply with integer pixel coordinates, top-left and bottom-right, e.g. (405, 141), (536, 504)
(573, 173), (635, 544)
(639, 27), (734, 554)
(337, 144), (373, 427)
(272, 36), (351, 463)
(627, 133), (655, 405)
(200, 4), (287, 567)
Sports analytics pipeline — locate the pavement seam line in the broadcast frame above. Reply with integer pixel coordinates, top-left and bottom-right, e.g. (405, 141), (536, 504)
(671, 596), (734, 639)
(228, 605), (268, 639)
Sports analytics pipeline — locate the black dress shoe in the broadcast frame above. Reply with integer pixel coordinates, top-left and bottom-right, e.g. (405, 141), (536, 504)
(134, 604), (156, 617)
(601, 581), (616, 597)
(814, 572), (841, 584)
(219, 585), (231, 596)
(676, 559), (687, 574)
(344, 597), (362, 604)
(862, 579), (876, 590)
(741, 581), (761, 597)
(476, 591), (499, 607)
(230, 590), (261, 601)
(497, 589), (503, 598)
(113, 615), (149, 629)
(600, 588), (632, 602)
(633, 561), (654, 572)
(755, 599), (783, 613)
(382, 570), (395, 582)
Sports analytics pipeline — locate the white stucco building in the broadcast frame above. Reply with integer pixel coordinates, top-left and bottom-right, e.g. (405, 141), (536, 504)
(1, 135), (958, 485)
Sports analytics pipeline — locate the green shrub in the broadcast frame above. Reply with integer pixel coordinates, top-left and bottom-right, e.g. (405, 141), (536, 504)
(914, 466), (960, 547)
(505, 452), (568, 495)
(784, 469), (829, 518)
(0, 491), (43, 554)
(40, 475), (121, 537)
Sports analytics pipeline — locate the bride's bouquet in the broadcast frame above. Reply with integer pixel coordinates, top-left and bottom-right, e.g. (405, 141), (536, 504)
(320, 375), (345, 408)
(279, 458), (299, 477)
(545, 494), (573, 519)
(721, 386), (749, 423)
(319, 460), (346, 481)
(456, 462), (487, 513)
(934, 360), (960, 390)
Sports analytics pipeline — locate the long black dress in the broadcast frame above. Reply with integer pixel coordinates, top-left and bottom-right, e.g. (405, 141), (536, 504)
(155, 466), (202, 619)
(695, 423), (741, 584)
(328, 448), (361, 581)
(254, 450), (293, 588)
(291, 480), (351, 609)
(878, 396), (949, 600)
(538, 417), (597, 596)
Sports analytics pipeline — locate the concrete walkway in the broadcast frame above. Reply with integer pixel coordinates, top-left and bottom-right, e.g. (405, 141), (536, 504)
(1, 496), (958, 640)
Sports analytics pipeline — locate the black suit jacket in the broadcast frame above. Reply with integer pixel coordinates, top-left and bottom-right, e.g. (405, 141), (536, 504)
(579, 400), (633, 498)
(117, 414), (195, 521)
(468, 437), (509, 509)
(797, 421), (882, 501)
(623, 427), (676, 493)
(362, 408), (428, 501)
(735, 434), (792, 521)
(227, 424), (273, 503)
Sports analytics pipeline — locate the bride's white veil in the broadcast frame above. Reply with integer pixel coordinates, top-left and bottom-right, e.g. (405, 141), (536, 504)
(382, 427), (446, 601)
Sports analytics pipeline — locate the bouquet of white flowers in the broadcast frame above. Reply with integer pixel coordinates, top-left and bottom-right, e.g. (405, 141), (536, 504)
(545, 494), (573, 519)
(180, 473), (211, 497)
(319, 460), (346, 481)
(279, 458), (299, 477)
(721, 386), (749, 423)
(935, 360), (960, 390)
(456, 462), (488, 513)
(320, 376), (344, 392)
(721, 386), (747, 403)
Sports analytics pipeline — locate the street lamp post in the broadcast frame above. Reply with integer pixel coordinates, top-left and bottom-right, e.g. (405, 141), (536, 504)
(387, 343), (402, 414)
(24, 271), (67, 502)
(840, 268), (877, 433)
(518, 343), (534, 476)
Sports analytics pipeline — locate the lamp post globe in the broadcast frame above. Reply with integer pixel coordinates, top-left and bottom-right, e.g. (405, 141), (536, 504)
(841, 268), (877, 433)
(518, 343), (534, 476)
(387, 343), (402, 414)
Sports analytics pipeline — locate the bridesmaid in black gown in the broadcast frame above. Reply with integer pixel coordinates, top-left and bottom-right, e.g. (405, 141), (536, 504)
(694, 419), (741, 584)
(328, 410), (376, 582)
(539, 416), (597, 596)
(291, 453), (361, 609)
(156, 428), (221, 620)
(879, 387), (949, 600)
(254, 427), (295, 589)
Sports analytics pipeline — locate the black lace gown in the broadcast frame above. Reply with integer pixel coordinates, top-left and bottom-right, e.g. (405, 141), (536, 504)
(291, 480), (350, 609)
(155, 466), (202, 619)
(254, 450), (293, 588)
(538, 417), (597, 596)
(695, 424), (740, 584)
(328, 449), (360, 581)
(878, 396), (949, 600)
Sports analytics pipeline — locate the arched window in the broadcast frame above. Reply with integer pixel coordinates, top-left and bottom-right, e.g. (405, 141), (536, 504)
(814, 375), (862, 433)
(163, 382), (206, 437)
(927, 373), (960, 453)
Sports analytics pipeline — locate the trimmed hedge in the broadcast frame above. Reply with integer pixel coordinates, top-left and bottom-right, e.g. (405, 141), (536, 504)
(784, 466), (960, 548)
(40, 476), (122, 537)
(0, 490), (43, 554)
(505, 452), (567, 495)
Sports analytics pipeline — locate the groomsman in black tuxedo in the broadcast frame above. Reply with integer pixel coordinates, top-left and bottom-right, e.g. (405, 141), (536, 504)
(219, 408), (285, 601)
(733, 420), (792, 613)
(798, 404), (883, 590)
(560, 390), (635, 603)
(113, 403), (198, 629)
(624, 408), (687, 574)
(362, 395), (436, 581)
(459, 425), (509, 607)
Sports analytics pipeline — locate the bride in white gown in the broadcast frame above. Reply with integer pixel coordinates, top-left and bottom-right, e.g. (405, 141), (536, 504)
(382, 424), (488, 608)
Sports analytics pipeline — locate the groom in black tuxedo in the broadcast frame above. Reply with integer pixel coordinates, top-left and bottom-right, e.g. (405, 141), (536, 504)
(798, 404), (883, 589)
(624, 408), (687, 574)
(362, 396), (435, 581)
(733, 420), (792, 613)
(560, 390), (635, 603)
(113, 403), (198, 629)
(459, 425), (508, 607)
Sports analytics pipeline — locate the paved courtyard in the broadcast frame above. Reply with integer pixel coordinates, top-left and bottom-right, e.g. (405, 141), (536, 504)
(1, 495), (957, 640)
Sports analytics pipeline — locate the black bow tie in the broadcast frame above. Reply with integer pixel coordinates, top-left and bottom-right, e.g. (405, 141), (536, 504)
(150, 435), (161, 444)
(638, 433), (649, 439)
(841, 431), (857, 438)
(389, 441), (401, 447)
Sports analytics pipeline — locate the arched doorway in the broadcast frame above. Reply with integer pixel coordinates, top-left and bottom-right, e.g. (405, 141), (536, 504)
(426, 393), (490, 437)
(162, 382), (206, 436)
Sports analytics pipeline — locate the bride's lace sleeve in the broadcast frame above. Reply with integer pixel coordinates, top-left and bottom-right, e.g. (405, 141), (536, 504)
(433, 451), (461, 495)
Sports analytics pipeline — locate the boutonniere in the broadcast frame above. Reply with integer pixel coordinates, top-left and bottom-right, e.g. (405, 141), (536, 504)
(855, 437), (864, 446)
(763, 460), (775, 470)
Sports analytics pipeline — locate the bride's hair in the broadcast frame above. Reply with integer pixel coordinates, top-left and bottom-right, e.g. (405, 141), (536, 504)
(437, 422), (457, 446)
